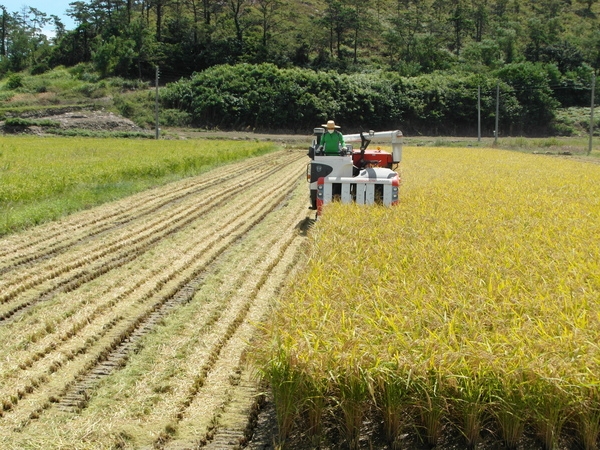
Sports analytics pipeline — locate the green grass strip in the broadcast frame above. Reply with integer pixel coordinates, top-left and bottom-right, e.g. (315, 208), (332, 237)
(0, 136), (278, 236)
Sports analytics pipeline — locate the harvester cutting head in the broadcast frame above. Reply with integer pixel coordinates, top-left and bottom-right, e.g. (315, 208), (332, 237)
(306, 127), (403, 216)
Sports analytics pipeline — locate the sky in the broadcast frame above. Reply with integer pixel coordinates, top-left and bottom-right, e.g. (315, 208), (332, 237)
(1, 0), (77, 32)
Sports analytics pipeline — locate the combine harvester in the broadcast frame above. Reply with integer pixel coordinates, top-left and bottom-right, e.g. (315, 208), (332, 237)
(307, 126), (403, 216)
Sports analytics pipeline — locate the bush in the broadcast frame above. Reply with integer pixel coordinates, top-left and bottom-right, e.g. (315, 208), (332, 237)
(160, 109), (191, 127)
(69, 63), (101, 82)
(4, 118), (60, 127)
(30, 63), (50, 75)
(113, 95), (137, 118)
(494, 62), (560, 134)
(161, 63), (560, 136)
(6, 74), (24, 90)
(162, 64), (405, 132)
(108, 77), (149, 91)
(5, 117), (32, 126)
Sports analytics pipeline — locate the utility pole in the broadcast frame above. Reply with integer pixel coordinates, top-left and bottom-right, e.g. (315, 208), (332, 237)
(477, 85), (481, 142)
(494, 83), (499, 145)
(589, 72), (595, 156)
(155, 66), (160, 140)
(1, 7), (7, 57)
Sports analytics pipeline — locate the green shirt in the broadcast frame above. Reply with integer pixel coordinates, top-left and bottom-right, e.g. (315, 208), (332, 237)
(320, 130), (345, 155)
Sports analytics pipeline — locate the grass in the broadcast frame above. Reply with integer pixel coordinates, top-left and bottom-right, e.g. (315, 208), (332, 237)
(0, 136), (278, 236)
(257, 145), (600, 449)
(406, 134), (600, 157)
(0, 65), (155, 127)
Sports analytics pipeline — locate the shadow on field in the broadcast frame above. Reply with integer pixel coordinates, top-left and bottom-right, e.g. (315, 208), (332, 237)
(295, 217), (316, 236)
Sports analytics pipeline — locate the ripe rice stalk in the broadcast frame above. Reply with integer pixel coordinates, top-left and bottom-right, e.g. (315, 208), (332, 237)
(260, 343), (305, 445)
(375, 365), (412, 447)
(489, 375), (528, 449)
(526, 376), (573, 450)
(333, 366), (374, 450)
(257, 146), (600, 448)
(574, 385), (600, 450)
(412, 372), (448, 447)
(449, 371), (492, 449)
(302, 373), (329, 445)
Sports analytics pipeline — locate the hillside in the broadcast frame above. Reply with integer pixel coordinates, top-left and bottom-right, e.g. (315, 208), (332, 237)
(2, 0), (600, 135)
(2, 63), (598, 139)
(1, 0), (600, 81)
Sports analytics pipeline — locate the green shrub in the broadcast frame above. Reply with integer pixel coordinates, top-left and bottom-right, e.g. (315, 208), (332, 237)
(494, 62), (560, 134)
(113, 95), (136, 117)
(160, 109), (192, 127)
(67, 63), (102, 83)
(5, 117), (35, 126)
(108, 77), (149, 91)
(6, 74), (24, 90)
(5, 117), (60, 127)
(161, 63), (560, 135)
(30, 63), (50, 75)
(553, 124), (575, 136)
(78, 83), (109, 98)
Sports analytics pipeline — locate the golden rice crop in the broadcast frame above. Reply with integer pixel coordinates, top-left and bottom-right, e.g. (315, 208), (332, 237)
(258, 147), (600, 449)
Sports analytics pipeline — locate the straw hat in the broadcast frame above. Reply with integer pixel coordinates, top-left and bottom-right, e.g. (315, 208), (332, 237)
(322, 120), (340, 129)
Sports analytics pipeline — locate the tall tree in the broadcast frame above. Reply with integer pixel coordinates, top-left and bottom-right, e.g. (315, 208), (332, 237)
(525, 16), (549, 61)
(1, 6), (7, 57)
(254, 0), (282, 54)
(385, 0), (429, 69)
(153, 0), (171, 41)
(50, 15), (66, 42)
(320, 0), (355, 60)
(228, 0), (249, 47)
(348, 0), (368, 64)
(65, 2), (97, 62)
(471, 0), (488, 42)
(0, 7), (50, 71)
(184, 0), (204, 44)
(449, 0), (471, 55)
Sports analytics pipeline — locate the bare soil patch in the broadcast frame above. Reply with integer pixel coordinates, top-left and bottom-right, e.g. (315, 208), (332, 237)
(39, 109), (145, 132)
(0, 107), (147, 134)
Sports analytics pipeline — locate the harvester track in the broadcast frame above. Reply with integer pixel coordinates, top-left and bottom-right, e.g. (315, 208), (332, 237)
(0, 149), (311, 449)
(0, 157), (272, 270)
(0, 154), (302, 322)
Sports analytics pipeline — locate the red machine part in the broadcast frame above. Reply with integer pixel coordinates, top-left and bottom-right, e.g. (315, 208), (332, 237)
(352, 149), (393, 168)
(316, 177), (325, 216)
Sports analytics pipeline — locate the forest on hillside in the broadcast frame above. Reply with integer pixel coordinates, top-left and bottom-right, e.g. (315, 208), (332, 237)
(2, 0), (600, 80)
(1, 0), (600, 134)
(0, 0), (600, 79)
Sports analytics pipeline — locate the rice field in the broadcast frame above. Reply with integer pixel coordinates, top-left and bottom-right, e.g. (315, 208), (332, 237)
(0, 148), (310, 449)
(258, 146), (600, 449)
(0, 136), (277, 236)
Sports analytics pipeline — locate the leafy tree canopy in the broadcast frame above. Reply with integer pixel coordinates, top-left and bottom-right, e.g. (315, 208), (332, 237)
(1, 0), (598, 134)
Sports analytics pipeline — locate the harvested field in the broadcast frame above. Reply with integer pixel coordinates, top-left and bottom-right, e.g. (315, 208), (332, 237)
(0, 148), (311, 449)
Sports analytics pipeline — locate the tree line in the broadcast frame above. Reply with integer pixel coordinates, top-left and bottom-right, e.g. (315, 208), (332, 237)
(1, 0), (600, 79)
(0, 0), (599, 134)
(161, 62), (577, 135)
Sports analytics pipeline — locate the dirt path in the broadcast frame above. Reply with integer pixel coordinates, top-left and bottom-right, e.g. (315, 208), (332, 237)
(0, 149), (312, 449)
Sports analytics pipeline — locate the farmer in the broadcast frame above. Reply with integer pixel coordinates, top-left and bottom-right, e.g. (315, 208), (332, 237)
(320, 120), (346, 155)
